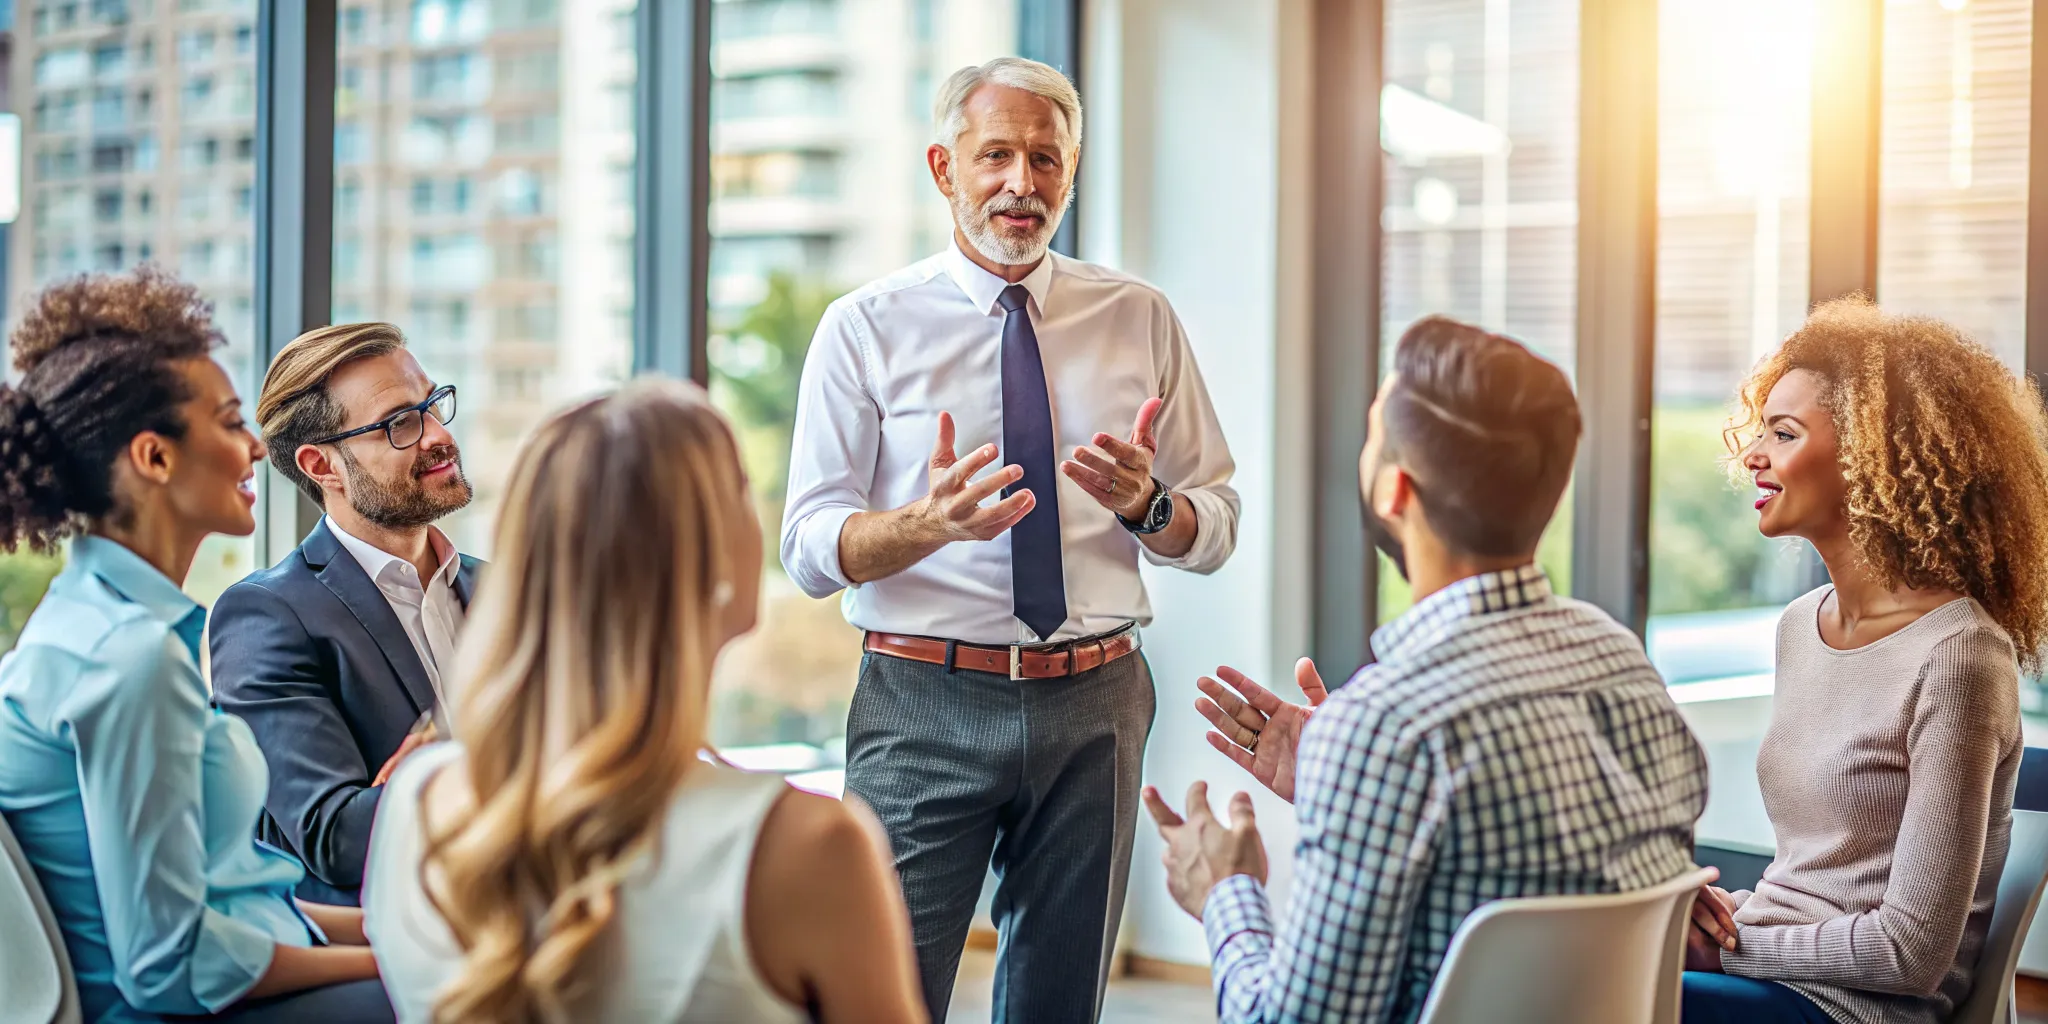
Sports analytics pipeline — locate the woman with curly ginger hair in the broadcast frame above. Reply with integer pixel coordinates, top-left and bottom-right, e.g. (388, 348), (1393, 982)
(1679, 297), (2046, 1024)
(0, 268), (392, 1022)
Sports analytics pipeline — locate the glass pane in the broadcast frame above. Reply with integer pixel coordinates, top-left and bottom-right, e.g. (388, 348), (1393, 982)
(1876, 0), (2029, 369)
(704, 0), (1020, 748)
(1377, 0), (1578, 623)
(5, 0), (262, 626)
(331, 0), (640, 556)
(1648, 0), (1818, 684)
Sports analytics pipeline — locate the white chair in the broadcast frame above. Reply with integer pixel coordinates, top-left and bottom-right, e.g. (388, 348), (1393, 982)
(0, 812), (80, 1024)
(1951, 809), (2048, 1024)
(1415, 865), (1715, 1024)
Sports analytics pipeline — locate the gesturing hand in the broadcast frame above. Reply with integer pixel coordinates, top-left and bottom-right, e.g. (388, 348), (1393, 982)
(1143, 781), (1268, 920)
(919, 411), (1037, 542)
(1062, 397), (1162, 520)
(1196, 659), (1329, 803)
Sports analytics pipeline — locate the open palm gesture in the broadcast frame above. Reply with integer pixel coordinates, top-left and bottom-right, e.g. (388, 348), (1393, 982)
(1195, 658), (1329, 803)
(1062, 397), (1163, 519)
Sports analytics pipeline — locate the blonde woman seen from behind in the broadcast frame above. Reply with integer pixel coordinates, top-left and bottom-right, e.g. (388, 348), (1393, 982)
(363, 381), (928, 1023)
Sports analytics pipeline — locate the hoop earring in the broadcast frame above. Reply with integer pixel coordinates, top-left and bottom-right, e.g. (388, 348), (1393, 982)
(712, 581), (735, 607)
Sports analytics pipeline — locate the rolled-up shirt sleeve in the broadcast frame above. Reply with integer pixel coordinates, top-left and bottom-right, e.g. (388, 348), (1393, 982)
(781, 298), (885, 599)
(1146, 303), (1239, 574)
(64, 624), (276, 1014)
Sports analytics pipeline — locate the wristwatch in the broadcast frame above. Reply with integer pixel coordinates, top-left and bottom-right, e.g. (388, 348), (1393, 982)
(1119, 479), (1175, 535)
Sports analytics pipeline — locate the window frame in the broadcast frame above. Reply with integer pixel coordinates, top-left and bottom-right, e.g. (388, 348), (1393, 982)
(1313, 0), (2029, 656)
(254, 0), (1086, 562)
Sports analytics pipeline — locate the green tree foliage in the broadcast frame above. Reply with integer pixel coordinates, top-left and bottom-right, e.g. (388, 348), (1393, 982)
(1649, 404), (1814, 615)
(708, 272), (838, 508)
(0, 550), (63, 652)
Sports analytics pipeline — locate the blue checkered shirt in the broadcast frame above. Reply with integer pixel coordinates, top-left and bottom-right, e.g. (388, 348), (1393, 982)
(1201, 565), (1709, 1023)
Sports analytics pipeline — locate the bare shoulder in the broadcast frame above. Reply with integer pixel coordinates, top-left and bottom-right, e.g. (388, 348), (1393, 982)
(747, 787), (902, 936)
(754, 787), (891, 884)
(744, 786), (909, 1008)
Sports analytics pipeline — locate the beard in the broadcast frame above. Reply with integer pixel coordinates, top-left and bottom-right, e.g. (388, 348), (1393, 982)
(1361, 457), (1409, 582)
(952, 176), (1072, 266)
(339, 442), (473, 530)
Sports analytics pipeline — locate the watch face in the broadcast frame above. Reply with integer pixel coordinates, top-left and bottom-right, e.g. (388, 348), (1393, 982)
(1124, 482), (1170, 534)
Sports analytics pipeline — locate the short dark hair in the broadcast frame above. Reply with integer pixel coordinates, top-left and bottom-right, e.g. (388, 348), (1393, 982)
(1381, 316), (1581, 559)
(255, 322), (406, 507)
(0, 267), (222, 552)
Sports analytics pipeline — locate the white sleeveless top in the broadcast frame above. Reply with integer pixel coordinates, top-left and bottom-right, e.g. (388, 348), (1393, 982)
(364, 743), (810, 1023)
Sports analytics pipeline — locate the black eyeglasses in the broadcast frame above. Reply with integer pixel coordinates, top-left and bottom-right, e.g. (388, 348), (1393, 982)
(309, 385), (457, 450)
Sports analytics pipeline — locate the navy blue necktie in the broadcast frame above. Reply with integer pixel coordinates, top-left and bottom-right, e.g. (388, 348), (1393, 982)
(998, 284), (1067, 641)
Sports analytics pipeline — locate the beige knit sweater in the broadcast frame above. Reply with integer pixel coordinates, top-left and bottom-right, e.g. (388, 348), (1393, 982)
(1722, 586), (2022, 1024)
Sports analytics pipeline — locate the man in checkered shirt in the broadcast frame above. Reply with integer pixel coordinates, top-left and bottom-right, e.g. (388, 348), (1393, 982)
(1144, 316), (1711, 1023)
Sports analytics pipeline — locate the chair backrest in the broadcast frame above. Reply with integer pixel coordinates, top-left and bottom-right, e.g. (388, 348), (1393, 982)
(1950, 809), (2048, 1024)
(0, 811), (80, 1024)
(1415, 865), (1716, 1024)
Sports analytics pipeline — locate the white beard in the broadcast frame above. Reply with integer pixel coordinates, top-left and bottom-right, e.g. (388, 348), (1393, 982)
(951, 179), (1072, 266)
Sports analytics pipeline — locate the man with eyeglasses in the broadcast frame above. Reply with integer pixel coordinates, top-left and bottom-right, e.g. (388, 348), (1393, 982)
(208, 323), (478, 906)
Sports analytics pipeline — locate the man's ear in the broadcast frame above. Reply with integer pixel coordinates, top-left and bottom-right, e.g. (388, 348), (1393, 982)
(294, 444), (346, 504)
(1371, 461), (1415, 522)
(928, 144), (955, 198)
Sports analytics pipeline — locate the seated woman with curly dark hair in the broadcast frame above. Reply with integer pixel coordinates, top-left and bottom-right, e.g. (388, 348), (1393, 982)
(0, 268), (391, 1022)
(1679, 297), (2048, 1024)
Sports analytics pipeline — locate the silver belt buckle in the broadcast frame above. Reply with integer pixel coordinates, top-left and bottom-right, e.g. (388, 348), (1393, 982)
(1009, 644), (1025, 681)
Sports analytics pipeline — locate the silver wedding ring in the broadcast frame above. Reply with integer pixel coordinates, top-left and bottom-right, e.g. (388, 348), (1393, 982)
(1108, 479), (1117, 494)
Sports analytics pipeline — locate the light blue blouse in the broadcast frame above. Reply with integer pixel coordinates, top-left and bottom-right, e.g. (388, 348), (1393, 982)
(0, 536), (314, 1022)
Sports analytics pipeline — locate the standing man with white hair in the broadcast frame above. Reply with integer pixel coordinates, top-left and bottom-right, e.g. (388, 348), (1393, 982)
(781, 56), (1239, 1021)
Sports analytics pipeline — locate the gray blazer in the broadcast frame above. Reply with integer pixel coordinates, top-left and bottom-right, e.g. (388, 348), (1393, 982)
(208, 519), (481, 906)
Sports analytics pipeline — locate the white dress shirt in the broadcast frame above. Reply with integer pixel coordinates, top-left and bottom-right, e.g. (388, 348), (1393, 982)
(781, 243), (1239, 645)
(327, 517), (465, 727)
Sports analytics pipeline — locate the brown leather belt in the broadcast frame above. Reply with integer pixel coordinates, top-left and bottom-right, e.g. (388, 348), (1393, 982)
(864, 627), (1142, 680)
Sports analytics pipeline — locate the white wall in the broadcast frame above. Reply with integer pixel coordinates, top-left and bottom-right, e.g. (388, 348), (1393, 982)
(1083, 0), (1315, 966)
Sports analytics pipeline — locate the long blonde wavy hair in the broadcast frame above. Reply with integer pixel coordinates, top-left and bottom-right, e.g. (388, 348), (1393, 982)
(416, 380), (750, 1022)
(1727, 297), (2048, 670)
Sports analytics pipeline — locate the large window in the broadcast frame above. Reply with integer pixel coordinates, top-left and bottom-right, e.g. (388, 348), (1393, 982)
(2, 0), (261, 631)
(1877, 0), (2029, 369)
(331, 0), (640, 555)
(703, 0), (1023, 748)
(1644, 0), (1818, 685)
(1647, 0), (2036, 689)
(1377, 0), (1578, 622)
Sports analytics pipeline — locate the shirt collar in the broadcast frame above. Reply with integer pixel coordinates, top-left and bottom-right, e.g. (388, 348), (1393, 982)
(943, 238), (1057, 318)
(326, 516), (460, 591)
(70, 534), (205, 657)
(1371, 563), (1554, 663)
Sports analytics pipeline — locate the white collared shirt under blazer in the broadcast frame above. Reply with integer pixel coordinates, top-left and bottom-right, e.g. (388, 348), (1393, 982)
(780, 243), (1240, 645)
(325, 516), (463, 729)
